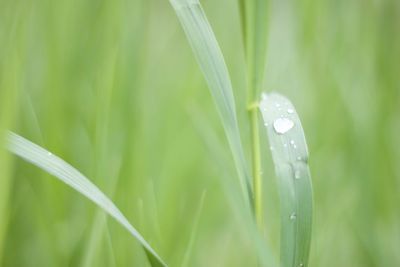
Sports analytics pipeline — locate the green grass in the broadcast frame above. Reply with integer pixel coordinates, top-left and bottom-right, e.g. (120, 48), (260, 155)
(170, 1), (312, 266)
(169, 0), (253, 208)
(259, 93), (312, 267)
(0, 0), (399, 266)
(238, 0), (269, 229)
(7, 132), (166, 267)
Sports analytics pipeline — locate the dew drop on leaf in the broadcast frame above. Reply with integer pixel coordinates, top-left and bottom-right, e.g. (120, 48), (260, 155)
(273, 118), (294, 134)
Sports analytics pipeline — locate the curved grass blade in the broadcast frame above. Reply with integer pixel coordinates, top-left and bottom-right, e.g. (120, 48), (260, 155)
(6, 132), (167, 267)
(169, 0), (252, 206)
(259, 93), (313, 267)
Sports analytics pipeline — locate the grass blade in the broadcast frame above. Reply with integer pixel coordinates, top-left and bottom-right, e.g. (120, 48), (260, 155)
(6, 132), (167, 267)
(259, 93), (313, 267)
(169, 0), (252, 205)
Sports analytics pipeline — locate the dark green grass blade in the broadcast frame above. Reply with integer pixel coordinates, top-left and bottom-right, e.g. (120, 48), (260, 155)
(6, 132), (167, 267)
(259, 93), (313, 267)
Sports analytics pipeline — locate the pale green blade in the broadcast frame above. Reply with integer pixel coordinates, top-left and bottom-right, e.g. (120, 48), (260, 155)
(238, 0), (269, 100)
(6, 132), (167, 267)
(169, 0), (252, 205)
(259, 93), (313, 267)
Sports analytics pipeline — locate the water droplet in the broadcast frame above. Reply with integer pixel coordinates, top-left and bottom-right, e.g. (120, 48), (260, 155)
(283, 143), (288, 147)
(297, 156), (302, 161)
(294, 170), (301, 179)
(270, 146), (274, 151)
(290, 213), (297, 220)
(47, 152), (52, 156)
(290, 140), (295, 145)
(299, 264), (304, 267)
(264, 122), (269, 127)
(273, 118), (294, 134)
(293, 144), (297, 149)
(287, 108), (294, 114)
(275, 103), (281, 108)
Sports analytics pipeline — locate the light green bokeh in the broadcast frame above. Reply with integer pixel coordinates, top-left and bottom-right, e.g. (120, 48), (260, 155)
(0, 0), (399, 266)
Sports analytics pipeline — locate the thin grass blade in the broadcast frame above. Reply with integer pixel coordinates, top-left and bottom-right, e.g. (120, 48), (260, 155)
(259, 93), (313, 267)
(6, 132), (167, 267)
(169, 0), (252, 205)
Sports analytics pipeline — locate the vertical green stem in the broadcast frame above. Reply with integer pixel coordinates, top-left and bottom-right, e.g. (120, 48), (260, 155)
(249, 103), (263, 229)
(239, 0), (268, 229)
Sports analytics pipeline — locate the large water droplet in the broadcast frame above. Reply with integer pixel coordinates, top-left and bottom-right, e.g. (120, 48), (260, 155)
(290, 213), (297, 220)
(273, 118), (294, 134)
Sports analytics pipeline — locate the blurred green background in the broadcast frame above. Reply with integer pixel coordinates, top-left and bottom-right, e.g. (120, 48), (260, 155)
(0, 0), (399, 266)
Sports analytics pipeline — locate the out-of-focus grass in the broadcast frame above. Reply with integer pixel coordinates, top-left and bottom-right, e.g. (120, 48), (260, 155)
(0, 0), (399, 266)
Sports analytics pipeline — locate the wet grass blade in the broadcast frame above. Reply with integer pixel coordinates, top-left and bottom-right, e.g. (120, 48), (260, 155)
(259, 93), (313, 267)
(6, 132), (167, 267)
(169, 0), (252, 205)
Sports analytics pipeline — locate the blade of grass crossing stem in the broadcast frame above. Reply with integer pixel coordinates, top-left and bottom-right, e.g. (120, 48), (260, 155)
(259, 93), (313, 267)
(169, 0), (252, 206)
(6, 132), (167, 267)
